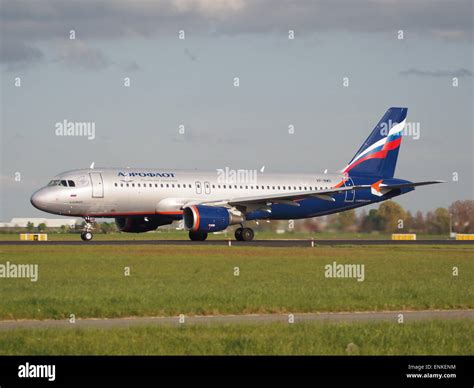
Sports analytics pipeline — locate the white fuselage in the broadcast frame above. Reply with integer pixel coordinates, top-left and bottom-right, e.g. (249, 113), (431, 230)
(31, 167), (349, 218)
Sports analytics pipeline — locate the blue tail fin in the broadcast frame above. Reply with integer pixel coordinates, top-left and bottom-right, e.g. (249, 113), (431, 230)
(342, 107), (407, 178)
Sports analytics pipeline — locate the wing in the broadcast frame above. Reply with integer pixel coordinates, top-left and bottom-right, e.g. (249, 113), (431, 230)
(183, 180), (444, 209)
(184, 184), (372, 209)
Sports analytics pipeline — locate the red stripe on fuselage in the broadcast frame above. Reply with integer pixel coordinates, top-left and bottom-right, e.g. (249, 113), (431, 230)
(333, 178), (347, 188)
(84, 211), (183, 217)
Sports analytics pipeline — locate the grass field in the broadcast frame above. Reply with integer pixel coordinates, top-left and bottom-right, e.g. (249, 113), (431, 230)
(0, 230), (453, 241)
(0, 320), (472, 355)
(0, 245), (472, 320)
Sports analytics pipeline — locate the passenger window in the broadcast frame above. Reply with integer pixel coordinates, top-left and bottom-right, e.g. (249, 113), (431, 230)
(114, 183), (118, 187)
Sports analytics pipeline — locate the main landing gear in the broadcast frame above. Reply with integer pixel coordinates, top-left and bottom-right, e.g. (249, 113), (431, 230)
(189, 231), (208, 241)
(188, 228), (254, 242)
(80, 217), (95, 241)
(235, 227), (254, 242)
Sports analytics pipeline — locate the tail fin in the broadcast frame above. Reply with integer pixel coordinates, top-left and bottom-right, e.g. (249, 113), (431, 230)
(342, 107), (407, 178)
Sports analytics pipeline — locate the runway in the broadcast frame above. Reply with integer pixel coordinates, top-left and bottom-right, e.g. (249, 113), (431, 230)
(0, 310), (471, 330)
(0, 239), (472, 247)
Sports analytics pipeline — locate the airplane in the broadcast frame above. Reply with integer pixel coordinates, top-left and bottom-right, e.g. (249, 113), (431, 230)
(30, 107), (442, 242)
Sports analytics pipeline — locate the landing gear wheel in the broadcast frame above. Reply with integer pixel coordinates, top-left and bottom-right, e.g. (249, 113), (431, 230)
(81, 231), (93, 241)
(189, 231), (208, 241)
(81, 216), (95, 241)
(240, 227), (254, 242)
(235, 227), (244, 241)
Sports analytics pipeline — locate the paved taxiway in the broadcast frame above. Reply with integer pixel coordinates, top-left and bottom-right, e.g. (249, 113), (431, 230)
(0, 239), (472, 247)
(0, 310), (471, 330)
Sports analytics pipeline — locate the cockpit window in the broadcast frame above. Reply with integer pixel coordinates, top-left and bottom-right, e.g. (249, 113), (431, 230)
(47, 179), (74, 187)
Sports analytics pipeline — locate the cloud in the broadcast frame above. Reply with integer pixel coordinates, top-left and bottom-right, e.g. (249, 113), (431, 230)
(1, 0), (472, 69)
(122, 61), (141, 72)
(0, 40), (44, 71)
(55, 41), (112, 70)
(400, 68), (473, 78)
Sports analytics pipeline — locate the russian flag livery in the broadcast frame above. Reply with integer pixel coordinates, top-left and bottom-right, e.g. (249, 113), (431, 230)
(342, 107), (407, 178)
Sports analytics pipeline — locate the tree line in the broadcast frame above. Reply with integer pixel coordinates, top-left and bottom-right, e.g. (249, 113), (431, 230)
(301, 200), (473, 234)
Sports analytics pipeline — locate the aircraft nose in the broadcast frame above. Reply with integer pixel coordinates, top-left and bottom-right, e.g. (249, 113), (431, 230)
(30, 189), (49, 211)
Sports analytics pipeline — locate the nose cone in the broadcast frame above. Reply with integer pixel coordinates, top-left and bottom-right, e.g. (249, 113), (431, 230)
(30, 189), (50, 211)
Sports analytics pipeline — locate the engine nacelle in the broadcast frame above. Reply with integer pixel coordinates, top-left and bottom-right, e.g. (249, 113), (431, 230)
(183, 205), (243, 233)
(115, 216), (173, 233)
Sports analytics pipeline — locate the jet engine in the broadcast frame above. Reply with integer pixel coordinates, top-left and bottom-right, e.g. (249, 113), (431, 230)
(183, 205), (244, 233)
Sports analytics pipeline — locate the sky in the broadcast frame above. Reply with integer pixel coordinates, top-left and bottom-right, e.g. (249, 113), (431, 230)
(1, 0), (473, 220)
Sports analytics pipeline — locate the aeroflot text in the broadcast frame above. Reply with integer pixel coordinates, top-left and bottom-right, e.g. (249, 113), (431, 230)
(118, 172), (175, 178)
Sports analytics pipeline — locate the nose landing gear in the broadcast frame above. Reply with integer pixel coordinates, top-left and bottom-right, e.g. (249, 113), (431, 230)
(80, 231), (93, 241)
(80, 217), (95, 241)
